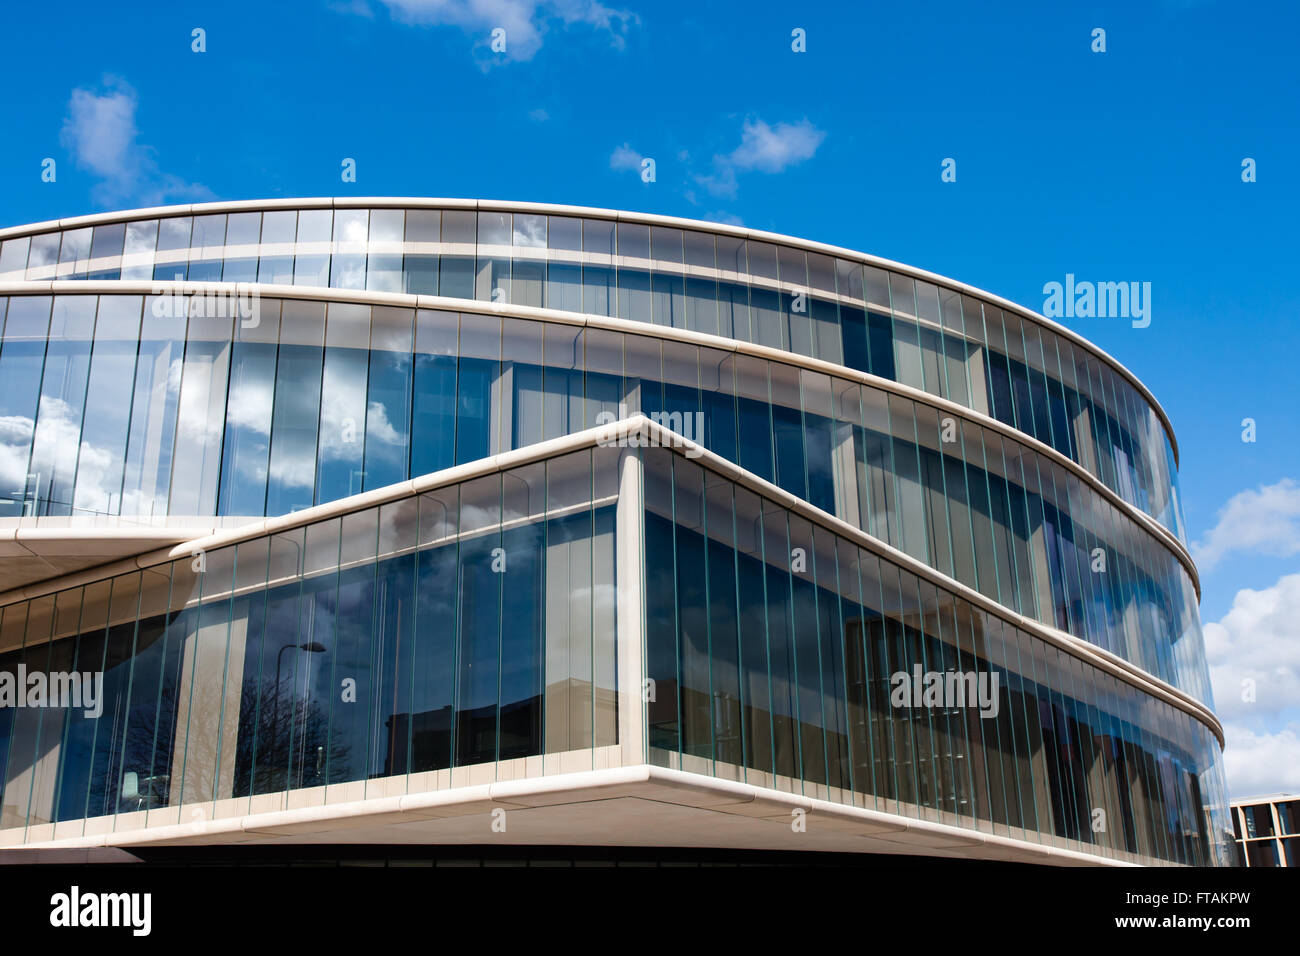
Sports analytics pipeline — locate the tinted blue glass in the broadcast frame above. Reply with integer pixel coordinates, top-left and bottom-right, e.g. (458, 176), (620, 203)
(230, 591), (269, 798)
(315, 310), (371, 505)
(685, 276), (719, 336)
(734, 489), (772, 774)
(453, 536), (498, 766)
(839, 305), (869, 373)
(84, 618), (135, 819)
(803, 412), (836, 515)
(289, 575), (336, 792)
(0, 297), (51, 515)
(370, 549), (415, 777)
(617, 269), (651, 323)
(673, 461), (711, 759)
(410, 516), (457, 772)
(456, 359), (493, 466)
(29, 297), (95, 516)
(789, 520), (825, 784)
(455, 315), (498, 466)
(363, 308), (414, 491)
(702, 386), (737, 465)
(772, 403), (806, 501)
(545, 262), (582, 313)
(49, 629), (88, 822)
(75, 297), (142, 516)
(582, 265), (613, 316)
(0, 647), (19, 810)
(644, 508), (679, 752)
(410, 311), (457, 480)
(749, 287), (782, 349)
(761, 508), (799, 780)
(167, 316), (233, 517)
(218, 319), (279, 516)
(265, 342), (323, 515)
(866, 310), (895, 381)
(651, 272), (685, 329)
(718, 281), (749, 341)
(498, 519), (544, 759)
(705, 478), (742, 766)
(327, 563), (376, 783)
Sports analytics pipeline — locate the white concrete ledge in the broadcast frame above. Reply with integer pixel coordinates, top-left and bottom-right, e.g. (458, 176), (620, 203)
(7, 764), (1140, 867)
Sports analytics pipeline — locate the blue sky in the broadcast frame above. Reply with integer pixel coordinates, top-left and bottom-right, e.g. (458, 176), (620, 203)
(1, 0), (1298, 796)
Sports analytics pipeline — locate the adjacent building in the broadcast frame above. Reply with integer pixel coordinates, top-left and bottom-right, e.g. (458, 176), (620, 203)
(1232, 794), (1299, 866)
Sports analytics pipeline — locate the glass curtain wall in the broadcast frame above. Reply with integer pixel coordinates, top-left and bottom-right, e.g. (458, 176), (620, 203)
(0, 294), (1206, 703)
(639, 446), (1232, 867)
(0, 446), (620, 839)
(0, 211), (1186, 541)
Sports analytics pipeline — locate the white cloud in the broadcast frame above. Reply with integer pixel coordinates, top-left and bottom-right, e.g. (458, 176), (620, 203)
(1191, 478), (1300, 572)
(703, 210), (744, 227)
(60, 76), (212, 208)
(696, 118), (826, 199)
(1203, 572), (1300, 797)
(609, 142), (643, 171)
(1222, 723), (1300, 798)
(728, 118), (826, 173)
(1204, 572), (1300, 720)
(370, 0), (638, 61)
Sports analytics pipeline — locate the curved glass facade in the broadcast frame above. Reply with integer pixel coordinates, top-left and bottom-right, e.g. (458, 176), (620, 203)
(0, 292), (1208, 703)
(641, 446), (1231, 865)
(0, 436), (1231, 864)
(0, 203), (1186, 542)
(0, 445), (621, 840)
(0, 200), (1228, 865)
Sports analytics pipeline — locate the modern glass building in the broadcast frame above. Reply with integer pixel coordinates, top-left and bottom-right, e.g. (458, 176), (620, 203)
(0, 199), (1233, 864)
(1231, 794), (1300, 866)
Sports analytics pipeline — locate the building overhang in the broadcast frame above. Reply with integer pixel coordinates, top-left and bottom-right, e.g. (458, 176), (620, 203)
(5, 764), (1129, 866)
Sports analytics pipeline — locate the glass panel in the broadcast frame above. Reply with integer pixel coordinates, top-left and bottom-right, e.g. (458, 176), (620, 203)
(363, 306), (414, 491)
(257, 211), (296, 284)
(58, 227), (93, 278)
(411, 310), (458, 479)
(168, 296), (233, 516)
(27, 297), (95, 516)
(222, 212), (261, 283)
(74, 297), (142, 516)
(293, 209), (332, 286)
(154, 217), (192, 281)
(0, 237), (29, 280)
(88, 222), (125, 278)
(547, 216), (581, 251)
(121, 296), (186, 517)
(315, 302), (371, 504)
(329, 209), (368, 289)
(218, 300), (282, 515)
(544, 450), (594, 756)
(457, 313), (501, 463)
(265, 300), (325, 515)
(0, 296), (50, 513)
(454, 474), (502, 768)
